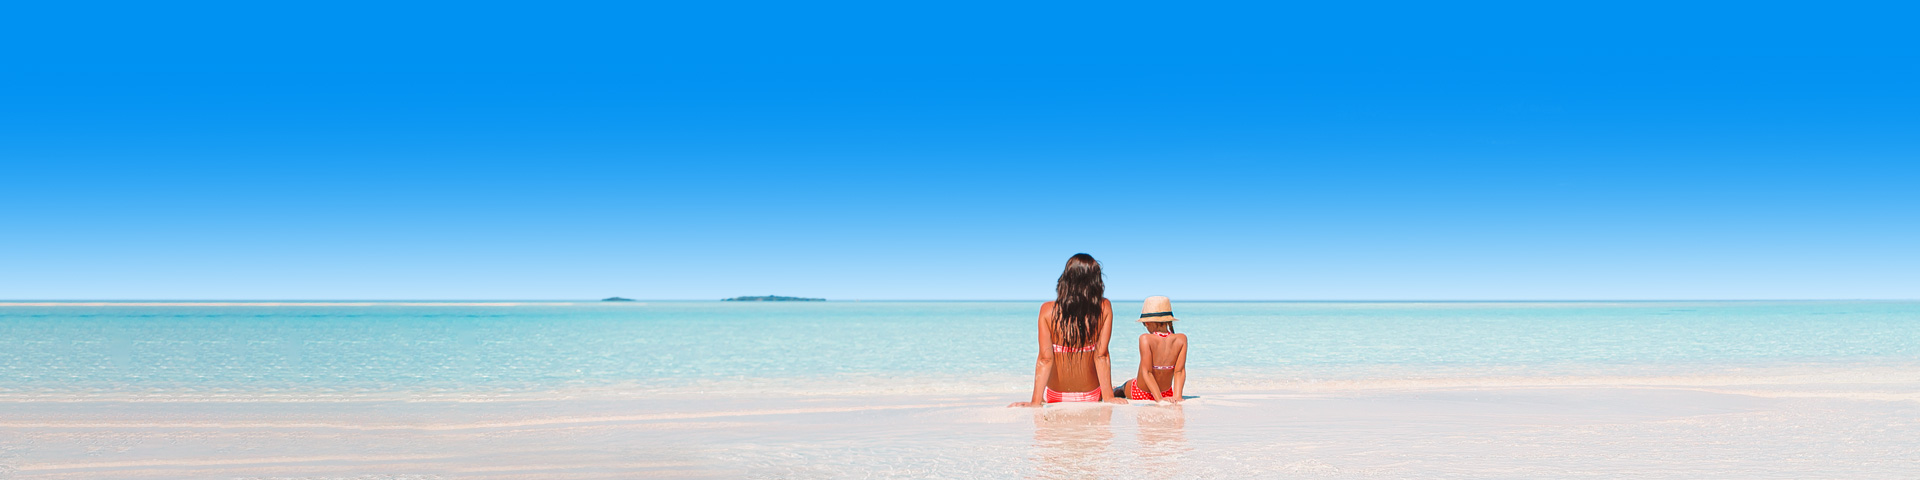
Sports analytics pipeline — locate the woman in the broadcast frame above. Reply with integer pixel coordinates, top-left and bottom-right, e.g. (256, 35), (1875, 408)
(1116, 296), (1187, 403)
(1011, 254), (1128, 406)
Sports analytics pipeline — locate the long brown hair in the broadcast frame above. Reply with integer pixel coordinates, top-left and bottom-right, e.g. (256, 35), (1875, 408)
(1051, 253), (1105, 348)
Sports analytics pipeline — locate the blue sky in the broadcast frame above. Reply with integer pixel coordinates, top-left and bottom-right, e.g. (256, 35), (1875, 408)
(2, 1), (1916, 300)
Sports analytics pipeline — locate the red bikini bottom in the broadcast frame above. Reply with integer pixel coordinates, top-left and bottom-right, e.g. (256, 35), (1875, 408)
(1124, 379), (1174, 401)
(1044, 387), (1102, 403)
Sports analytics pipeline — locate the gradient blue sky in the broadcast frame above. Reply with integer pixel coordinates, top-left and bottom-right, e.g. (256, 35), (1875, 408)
(3, 1), (1916, 300)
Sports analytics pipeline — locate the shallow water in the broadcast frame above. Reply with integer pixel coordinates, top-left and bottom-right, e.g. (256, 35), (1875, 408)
(3, 301), (1917, 398)
(2, 301), (1918, 478)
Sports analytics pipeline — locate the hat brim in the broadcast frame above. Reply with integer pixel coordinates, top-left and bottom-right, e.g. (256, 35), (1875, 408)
(1137, 316), (1178, 323)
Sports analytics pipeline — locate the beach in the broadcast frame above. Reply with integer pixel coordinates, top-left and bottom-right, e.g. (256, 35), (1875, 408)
(11, 0), (1915, 476)
(3, 302), (1918, 478)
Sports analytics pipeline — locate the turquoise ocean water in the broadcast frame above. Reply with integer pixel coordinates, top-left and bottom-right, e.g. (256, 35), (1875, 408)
(2, 301), (1917, 398)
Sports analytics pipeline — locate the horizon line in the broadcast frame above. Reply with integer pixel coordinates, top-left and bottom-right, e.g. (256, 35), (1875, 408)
(2, 298), (1916, 304)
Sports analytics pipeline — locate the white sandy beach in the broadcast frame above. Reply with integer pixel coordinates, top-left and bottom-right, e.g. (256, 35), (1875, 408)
(5, 301), (1917, 478)
(5, 366), (1918, 479)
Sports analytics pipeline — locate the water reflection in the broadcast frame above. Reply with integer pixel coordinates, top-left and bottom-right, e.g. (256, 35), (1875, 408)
(1030, 405), (1113, 479)
(1135, 404), (1189, 476)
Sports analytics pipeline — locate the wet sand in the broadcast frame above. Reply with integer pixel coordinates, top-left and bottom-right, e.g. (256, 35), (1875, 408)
(4, 373), (1918, 479)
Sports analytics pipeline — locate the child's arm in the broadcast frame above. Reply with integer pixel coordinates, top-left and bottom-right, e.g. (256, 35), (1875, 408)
(1137, 334), (1165, 402)
(1170, 335), (1188, 403)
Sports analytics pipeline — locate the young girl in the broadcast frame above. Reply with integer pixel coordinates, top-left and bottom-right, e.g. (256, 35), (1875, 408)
(1011, 254), (1128, 407)
(1117, 296), (1186, 403)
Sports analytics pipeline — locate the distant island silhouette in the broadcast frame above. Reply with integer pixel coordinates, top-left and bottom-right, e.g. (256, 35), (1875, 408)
(723, 295), (824, 302)
(601, 297), (636, 302)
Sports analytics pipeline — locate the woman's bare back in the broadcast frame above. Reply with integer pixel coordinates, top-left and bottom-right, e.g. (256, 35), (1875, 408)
(1041, 299), (1113, 392)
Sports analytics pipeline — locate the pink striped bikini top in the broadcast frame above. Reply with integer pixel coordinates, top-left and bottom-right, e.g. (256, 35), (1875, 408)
(1149, 332), (1175, 369)
(1052, 344), (1096, 353)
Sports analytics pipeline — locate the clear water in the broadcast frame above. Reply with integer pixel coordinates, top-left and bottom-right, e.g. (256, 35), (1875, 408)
(6, 301), (1920, 478)
(3, 301), (1917, 397)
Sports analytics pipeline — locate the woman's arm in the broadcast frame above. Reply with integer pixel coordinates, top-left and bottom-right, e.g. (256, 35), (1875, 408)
(1094, 299), (1126, 404)
(1137, 334), (1165, 402)
(1169, 335), (1188, 403)
(1010, 303), (1055, 407)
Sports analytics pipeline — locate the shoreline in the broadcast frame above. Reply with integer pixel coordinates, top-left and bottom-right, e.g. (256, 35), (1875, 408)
(0, 302), (561, 307)
(3, 363), (1915, 402)
(4, 378), (1915, 478)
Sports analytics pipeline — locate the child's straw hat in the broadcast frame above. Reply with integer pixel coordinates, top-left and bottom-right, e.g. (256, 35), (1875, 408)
(1138, 296), (1178, 323)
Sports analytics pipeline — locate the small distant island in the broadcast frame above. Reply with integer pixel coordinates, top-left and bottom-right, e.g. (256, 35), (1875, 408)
(722, 295), (824, 302)
(601, 297), (636, 302)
